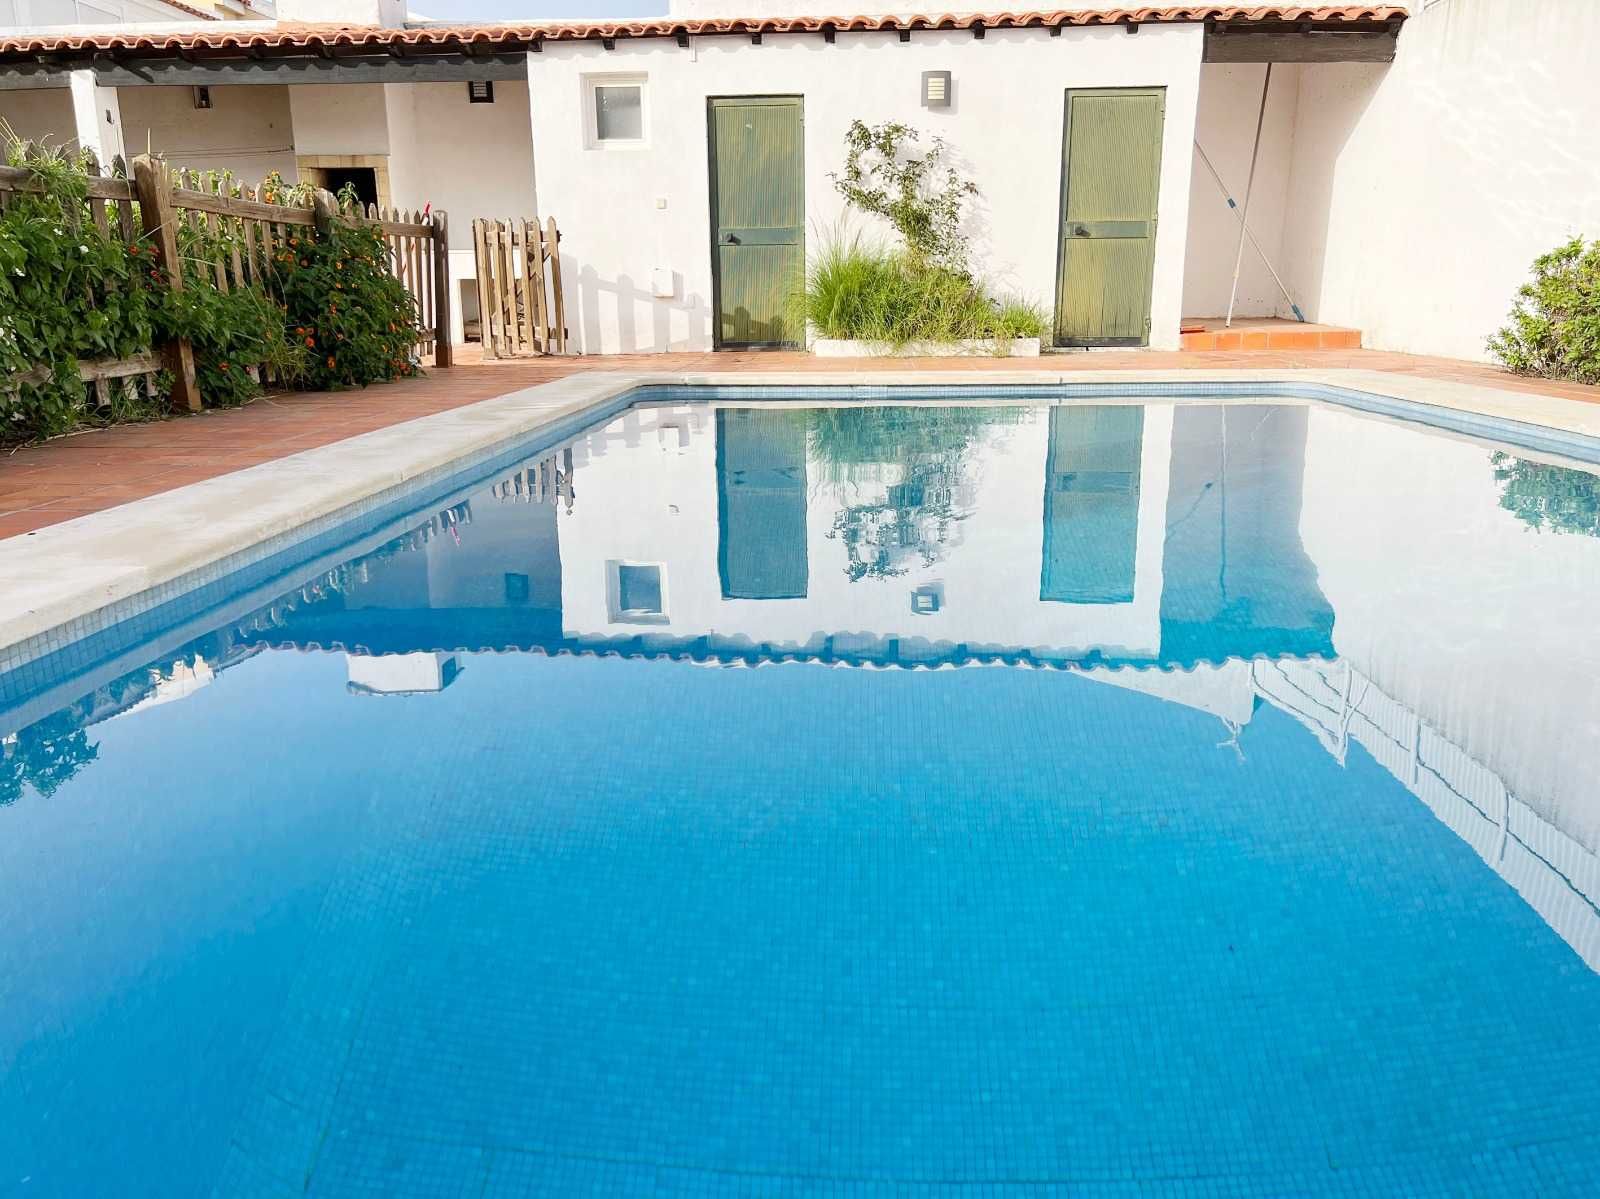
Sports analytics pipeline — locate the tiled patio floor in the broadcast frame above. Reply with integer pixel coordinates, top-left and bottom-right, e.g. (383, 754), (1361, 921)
(2, 345), (1596, 542)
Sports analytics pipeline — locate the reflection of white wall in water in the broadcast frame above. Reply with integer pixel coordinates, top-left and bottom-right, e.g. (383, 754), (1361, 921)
(346, 652), (458, 696)
(558, 403), (1172, 660)
(1297, 406), (1600, 852)
(1257, 658), (1600, 973)
(348, 492), (560, 613)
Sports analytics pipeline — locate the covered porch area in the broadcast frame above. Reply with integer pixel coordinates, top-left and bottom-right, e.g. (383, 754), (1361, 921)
(0, 47), (536, 348)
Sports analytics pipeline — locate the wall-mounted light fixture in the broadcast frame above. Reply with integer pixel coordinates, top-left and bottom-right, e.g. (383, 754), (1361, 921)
(468, 80), (495, 104)
(921, 71), (951, 109)
(191, 85), (211, 110)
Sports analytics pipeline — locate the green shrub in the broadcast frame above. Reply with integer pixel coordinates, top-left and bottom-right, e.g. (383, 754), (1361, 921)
(1488, 237), (1600, 385)
(161, 284), (305, 407)
(832, 120), (977, 274)
(793, 235), (1044, 349)
(1, 135), (422, 446)
(278, 220), (423, 389)
(0, 141), (167, 441)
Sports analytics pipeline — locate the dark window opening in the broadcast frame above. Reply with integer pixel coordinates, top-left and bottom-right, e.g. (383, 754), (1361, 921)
(321, 167), (379, 211)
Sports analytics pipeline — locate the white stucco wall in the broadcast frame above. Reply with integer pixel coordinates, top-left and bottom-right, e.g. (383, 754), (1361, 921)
(1182, 62), (1299, 319)
(528, 25), (1204, 354)
(1277, 0), (1600, 360)
(286, 83), (390, 157)
(116, 85), (297, 180)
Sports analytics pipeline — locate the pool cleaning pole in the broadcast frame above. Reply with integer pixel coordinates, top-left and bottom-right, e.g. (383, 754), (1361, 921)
(1194, 142), (1307, 323)
(1225, 63), (1272, 329)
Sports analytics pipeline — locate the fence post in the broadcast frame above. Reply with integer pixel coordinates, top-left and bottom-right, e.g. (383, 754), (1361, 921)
(431, 210), (453, 368)
(131, 154), (201, 412)
(311, 187), (339, 236)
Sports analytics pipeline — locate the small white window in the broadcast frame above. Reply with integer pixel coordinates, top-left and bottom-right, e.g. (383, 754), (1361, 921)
(584, 74), (648, 149)
(607, 561), (668, 624)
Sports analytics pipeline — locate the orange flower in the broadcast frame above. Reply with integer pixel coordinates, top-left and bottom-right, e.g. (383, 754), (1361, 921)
(219, 362), (230, 371)
(289, 237), (299, 247)
(327, 356), (336, 368)
(304, 337), (316, 347)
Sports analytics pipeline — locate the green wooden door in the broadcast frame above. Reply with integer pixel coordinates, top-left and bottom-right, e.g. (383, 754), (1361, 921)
(708, 96), (804, 349)
(1055, 88), (1165, 347)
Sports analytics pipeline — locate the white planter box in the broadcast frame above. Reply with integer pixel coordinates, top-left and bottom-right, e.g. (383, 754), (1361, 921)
(812, 337), (1042, 358)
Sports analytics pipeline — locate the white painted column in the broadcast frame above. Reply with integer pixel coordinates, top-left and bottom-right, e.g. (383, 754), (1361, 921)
(67, 71), (125, 166)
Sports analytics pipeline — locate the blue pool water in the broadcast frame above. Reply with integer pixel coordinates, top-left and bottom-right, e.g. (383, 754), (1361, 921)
(3, 391), (1599, 1197)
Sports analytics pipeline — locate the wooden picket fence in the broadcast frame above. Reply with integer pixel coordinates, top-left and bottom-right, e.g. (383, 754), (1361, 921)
(0, 151), (451, 413)
(471, 217), (568, 358)
(0, 153), (167, 406)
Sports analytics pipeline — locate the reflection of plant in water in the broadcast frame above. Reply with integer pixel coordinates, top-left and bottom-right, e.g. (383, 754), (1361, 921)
(810, 405), (1027, 581)
(1, 709), (99, 806)
(1491, 452), (1600, 536)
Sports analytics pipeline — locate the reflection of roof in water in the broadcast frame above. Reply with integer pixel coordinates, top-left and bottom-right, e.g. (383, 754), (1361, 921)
(236, 607), (1330, 674)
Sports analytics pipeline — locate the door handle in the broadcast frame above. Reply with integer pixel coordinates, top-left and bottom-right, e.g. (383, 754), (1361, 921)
(723, 233), (741, 245)
(1072, 224), (1090, 238)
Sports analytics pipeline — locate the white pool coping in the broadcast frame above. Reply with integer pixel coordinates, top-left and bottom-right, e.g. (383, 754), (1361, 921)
(2, 365), (1598, 658)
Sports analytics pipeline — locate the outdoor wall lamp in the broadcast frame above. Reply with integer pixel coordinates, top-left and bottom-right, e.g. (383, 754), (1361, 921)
(921, 71), (952, 109)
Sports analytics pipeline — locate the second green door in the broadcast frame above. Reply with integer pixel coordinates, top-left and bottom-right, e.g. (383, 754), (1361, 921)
(708, 96), (804, 349)
(1055, 88), (1165, 348)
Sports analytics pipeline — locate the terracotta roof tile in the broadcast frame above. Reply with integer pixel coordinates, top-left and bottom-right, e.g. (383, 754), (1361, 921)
(0, 7), (1408, 60)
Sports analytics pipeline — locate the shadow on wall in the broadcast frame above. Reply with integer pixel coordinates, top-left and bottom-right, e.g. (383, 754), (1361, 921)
(572, 259), (714, 354)
(1275, 63), (1384, 324)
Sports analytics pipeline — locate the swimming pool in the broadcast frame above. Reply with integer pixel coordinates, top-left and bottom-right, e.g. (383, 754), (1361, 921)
(2, 387), (1598, 1196)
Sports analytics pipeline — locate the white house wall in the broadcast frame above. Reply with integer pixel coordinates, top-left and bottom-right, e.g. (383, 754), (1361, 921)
(527, 26), (1204, 353)
(381, 79), (538, 345)
(557, 402), (1172, 659)
(286, 83), (391, 157)
(116, 84), (297, 180)
(1182, 62), (1299, 320)
(1277, 0), (1600, 360)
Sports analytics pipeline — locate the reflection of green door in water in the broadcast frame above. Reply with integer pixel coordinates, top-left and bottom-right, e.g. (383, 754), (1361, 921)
(708, 96), (804, 349)
(1040, 405), (1144, 603)
(1055, 88), (1165, 347)
(717, 409), (808, 599)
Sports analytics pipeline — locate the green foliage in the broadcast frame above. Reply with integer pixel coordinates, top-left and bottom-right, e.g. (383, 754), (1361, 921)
(793, 234), (1044, 349)
(0, 139), (166, 441)
(832, 120), (978, 273)
(1487, 237), (1600, 385)
(278, 221), (423, 389)
(1, 711), (99, 805)
(161, 284), (305, 407)
(1491, 451), (1600, 537)
(2, 136), (423, 446)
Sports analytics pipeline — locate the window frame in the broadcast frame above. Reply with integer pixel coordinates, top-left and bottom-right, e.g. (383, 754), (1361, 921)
(582, 72), (649, 151)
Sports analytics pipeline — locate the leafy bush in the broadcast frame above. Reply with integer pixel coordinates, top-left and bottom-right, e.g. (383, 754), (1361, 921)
(0, 142), (166, 440)
(793, 235), (1044, 349)
(162, 284), (305, 407)
(1488, 237), (1600, 385)
(832, 120), (978, 274)
(1, 137), (423, 446)
(278, 220), (423, 389)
